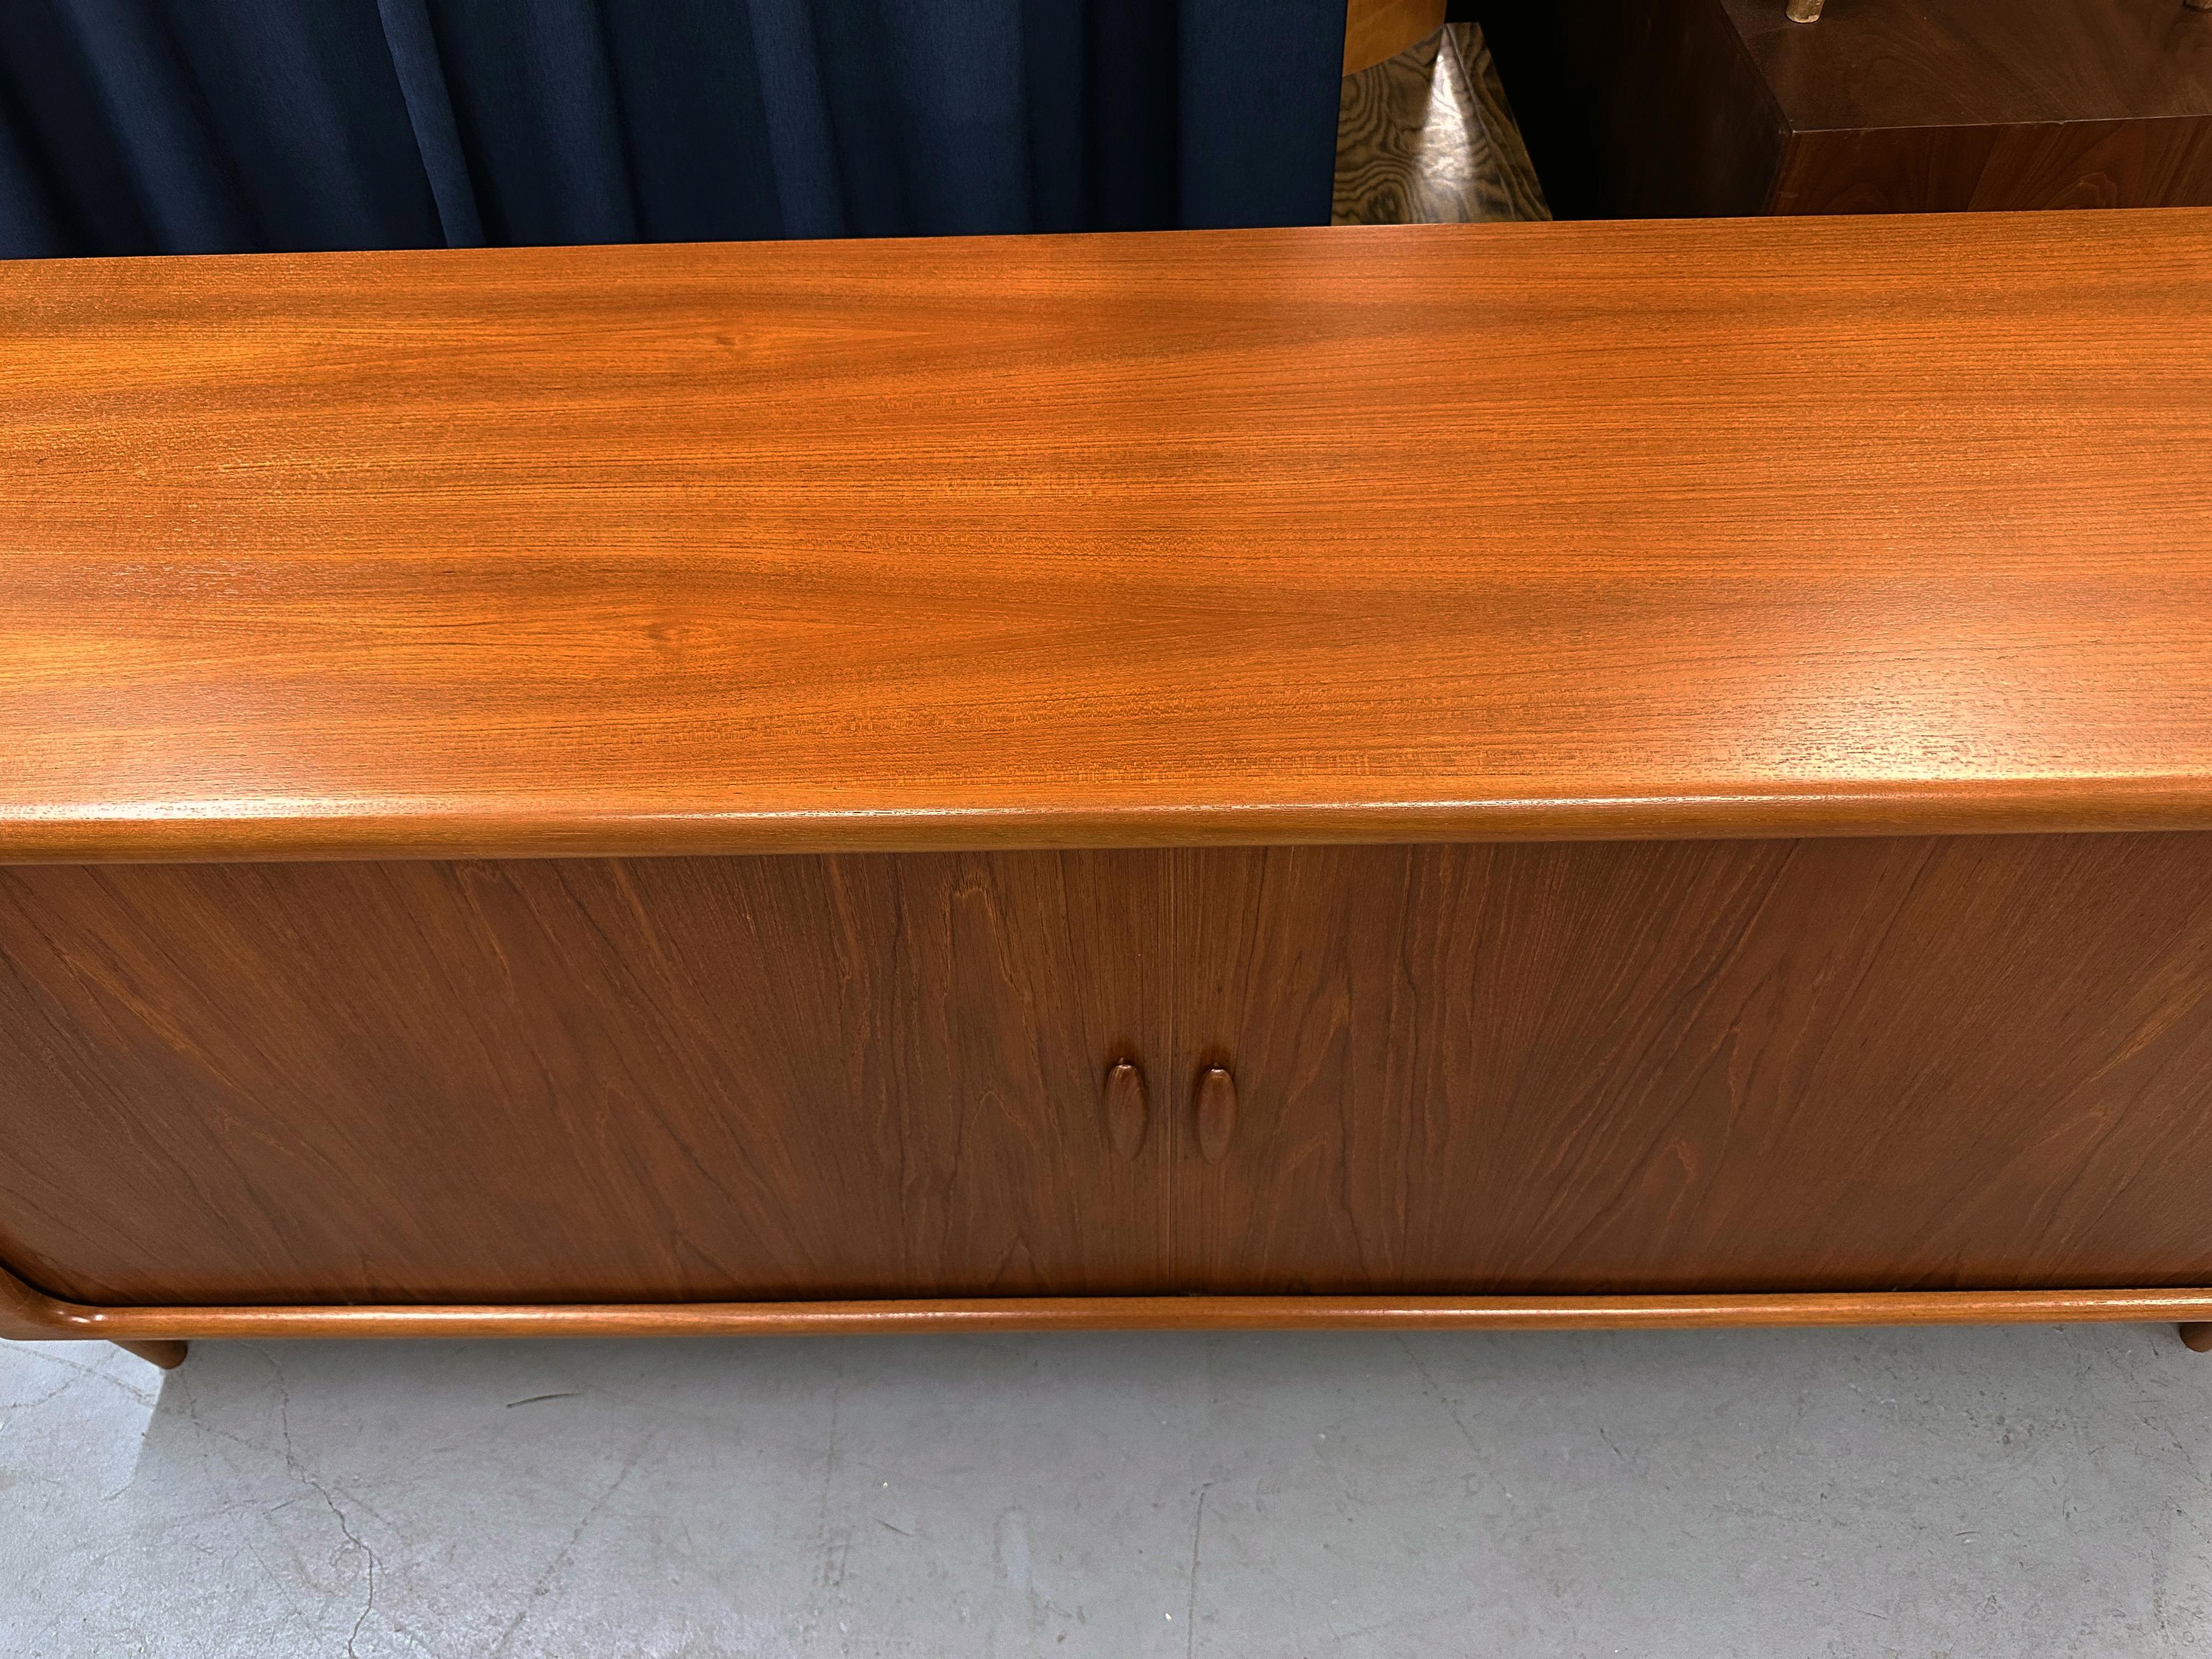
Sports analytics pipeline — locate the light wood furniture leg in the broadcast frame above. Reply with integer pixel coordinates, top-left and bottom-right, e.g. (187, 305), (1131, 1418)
(2180, 1324), (2212, 1352)
(111, 1339), (188, 1369)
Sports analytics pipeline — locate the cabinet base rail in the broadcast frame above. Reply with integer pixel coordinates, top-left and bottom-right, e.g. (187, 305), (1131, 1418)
(10, 1263), (2212, 1368)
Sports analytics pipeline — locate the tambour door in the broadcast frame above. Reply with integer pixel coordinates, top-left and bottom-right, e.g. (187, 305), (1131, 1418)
(0, 850), (1172, 1305)
(1170, 835), (2212, 1295)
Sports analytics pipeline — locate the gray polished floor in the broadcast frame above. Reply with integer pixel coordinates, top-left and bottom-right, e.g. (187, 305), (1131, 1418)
(3, 1323), (2209, 1656)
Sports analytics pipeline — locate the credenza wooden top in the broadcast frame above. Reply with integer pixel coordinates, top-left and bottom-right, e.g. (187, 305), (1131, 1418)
(3, 212), (2210, 861)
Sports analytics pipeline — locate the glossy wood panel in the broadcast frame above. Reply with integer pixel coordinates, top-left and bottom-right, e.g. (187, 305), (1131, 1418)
(0, 853), (1168, 1306)
(8, 834), (2212, 1317)
(1173, 834), (2212, 1295)
(5, 213), (2212, 862)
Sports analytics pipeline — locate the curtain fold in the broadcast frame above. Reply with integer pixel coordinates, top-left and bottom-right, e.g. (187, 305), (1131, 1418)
(0, 0), (1344, 259)
(0, 95), (65, 257)
(377, 0), (484, 246)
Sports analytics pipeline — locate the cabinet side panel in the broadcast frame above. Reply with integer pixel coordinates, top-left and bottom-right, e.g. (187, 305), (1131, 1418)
(0, 851), (1170, 1304)
(1175, 833), (2212, 1294)
(1771, 119), (2212, 215)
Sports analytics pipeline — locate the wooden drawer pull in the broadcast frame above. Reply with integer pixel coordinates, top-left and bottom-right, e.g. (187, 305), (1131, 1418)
(1103, 1060), (1149, 1159)
(1195, 1066), (1237, 1163)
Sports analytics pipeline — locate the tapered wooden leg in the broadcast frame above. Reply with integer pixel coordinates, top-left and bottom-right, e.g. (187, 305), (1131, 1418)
(112, 1339), (188, 1369)
(2179, 1323), (2212, 1353)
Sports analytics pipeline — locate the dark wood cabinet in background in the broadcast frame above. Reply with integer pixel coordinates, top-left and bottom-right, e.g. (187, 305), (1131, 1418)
(1480, 0), (2212, 216)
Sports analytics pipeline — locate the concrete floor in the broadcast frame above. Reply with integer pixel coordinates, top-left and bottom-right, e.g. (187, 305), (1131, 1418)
(3, 1324), (2210, 1656)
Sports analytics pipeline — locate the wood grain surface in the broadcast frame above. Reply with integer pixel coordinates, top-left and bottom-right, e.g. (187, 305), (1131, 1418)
(4, 212), (2212, 861)
(1172, 834), (2212, 1294)
(7, 832), (2212, 1308)
(0, 853), (1169, 1305)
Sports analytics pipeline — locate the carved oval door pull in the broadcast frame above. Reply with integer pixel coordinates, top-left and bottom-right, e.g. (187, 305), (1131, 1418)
(1103, 1060), (1149, 1159)
(1195, 1066), (1238, 1163)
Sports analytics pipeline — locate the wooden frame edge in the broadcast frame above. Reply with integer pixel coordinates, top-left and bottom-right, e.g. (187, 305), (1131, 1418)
(10, 777), (2212, 867)
(11, 1265), (2212, 1345)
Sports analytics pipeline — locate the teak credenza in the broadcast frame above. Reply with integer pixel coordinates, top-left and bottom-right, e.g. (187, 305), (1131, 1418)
(5, 212), (2212, 1370)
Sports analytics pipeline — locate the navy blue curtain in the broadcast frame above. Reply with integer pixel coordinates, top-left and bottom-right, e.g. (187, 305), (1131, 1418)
(0, 0), (1345, 258)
